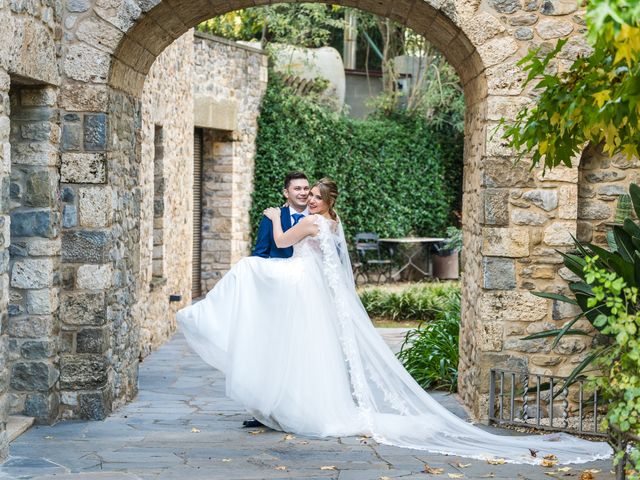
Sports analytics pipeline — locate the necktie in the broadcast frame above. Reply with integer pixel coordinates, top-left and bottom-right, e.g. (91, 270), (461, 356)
(292, 213), (304, 226)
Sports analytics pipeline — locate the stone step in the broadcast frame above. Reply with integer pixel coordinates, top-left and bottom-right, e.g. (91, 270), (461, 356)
(7, 415), (35, 443)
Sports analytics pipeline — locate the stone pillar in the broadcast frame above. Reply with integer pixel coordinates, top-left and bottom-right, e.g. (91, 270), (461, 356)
(58, 93), (113, 419)
(0, 67), (10, 462)
(7, 84), (61, 424)
(458, 60), (583, 420)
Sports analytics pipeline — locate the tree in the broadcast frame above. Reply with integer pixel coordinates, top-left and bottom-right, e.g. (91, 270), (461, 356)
(501, 0), (640, 171)
(197, 5), (345, 49)
(199, 6), (463, 130)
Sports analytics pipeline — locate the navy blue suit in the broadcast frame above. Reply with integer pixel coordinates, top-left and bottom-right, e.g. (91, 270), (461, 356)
(252, 207), (294, 258)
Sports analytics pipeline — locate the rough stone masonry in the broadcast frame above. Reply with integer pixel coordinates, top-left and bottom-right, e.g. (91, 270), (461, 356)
(0, 0), (637, 463)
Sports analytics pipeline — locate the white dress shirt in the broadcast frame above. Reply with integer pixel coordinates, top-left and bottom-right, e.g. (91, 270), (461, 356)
(289, 206), (308, 226)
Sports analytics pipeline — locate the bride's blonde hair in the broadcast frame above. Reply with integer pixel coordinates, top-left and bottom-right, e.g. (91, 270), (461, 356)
(314, 177), (339, 221)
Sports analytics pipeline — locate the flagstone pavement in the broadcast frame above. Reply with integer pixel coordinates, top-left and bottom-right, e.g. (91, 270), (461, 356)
(0, 330), (614, 480)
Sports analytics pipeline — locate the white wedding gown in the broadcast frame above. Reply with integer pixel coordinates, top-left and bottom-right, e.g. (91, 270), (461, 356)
(177, 215), (612, 464)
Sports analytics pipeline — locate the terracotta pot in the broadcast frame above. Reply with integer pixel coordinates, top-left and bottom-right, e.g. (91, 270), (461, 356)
(433, 250), (459, 280)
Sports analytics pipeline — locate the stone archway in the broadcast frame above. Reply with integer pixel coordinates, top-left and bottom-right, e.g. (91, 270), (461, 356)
(0, 0), (604, 461)
(81, 0), (492, 421)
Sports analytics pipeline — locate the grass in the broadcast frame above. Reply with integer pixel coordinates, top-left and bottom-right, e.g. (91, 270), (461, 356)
(372, 319), (421, 328)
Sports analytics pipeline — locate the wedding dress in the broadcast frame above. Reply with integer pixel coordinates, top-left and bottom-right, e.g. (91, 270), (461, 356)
(177, 215), (612, 464)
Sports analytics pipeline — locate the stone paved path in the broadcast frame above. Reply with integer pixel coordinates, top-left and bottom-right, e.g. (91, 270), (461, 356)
(0, 332), (614, 479)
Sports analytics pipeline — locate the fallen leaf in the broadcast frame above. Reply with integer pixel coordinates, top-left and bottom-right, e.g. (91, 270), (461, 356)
(456, 463), (471, 468)
(191, 427), (200, 433)
(274, 466), (287, 471)
(248, 429), (265, 435)
(221, 458), (232, 462)
(579, 472), (594, 480)
(541, 458), (558, 468)
(557, 467), (572, 472)
(544, 454), (558, 461)
(283, 434), (295, 441)
(487, 458), (506, 465)
(320, 466), (337, 470)
(423, 464), (445, 474)
(448, 474), (464, 479)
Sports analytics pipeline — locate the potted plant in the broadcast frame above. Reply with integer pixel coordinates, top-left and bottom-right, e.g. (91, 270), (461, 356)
(432, 227), (461, 280)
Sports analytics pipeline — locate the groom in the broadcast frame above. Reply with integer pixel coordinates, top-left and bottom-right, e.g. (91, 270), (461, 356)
(242, 171), (310, 428)
(252, 171), (310, 259)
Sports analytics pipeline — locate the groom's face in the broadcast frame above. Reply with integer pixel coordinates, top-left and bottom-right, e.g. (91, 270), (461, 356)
(284, 179), (310, 211)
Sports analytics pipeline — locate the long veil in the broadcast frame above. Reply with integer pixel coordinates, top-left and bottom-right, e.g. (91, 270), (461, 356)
(318, 216), (611, 465)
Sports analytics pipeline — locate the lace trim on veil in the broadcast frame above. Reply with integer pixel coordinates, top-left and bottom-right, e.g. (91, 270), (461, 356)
(315, 216), (409, 440)
(312, 215), (612, 464)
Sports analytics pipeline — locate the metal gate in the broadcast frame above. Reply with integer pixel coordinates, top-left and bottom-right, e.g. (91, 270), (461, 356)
(192, 128), (203, 298)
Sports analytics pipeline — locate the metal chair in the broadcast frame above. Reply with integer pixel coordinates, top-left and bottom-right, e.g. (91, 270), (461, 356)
(348, 247), (368, 286)
(354, 233), (394, 284)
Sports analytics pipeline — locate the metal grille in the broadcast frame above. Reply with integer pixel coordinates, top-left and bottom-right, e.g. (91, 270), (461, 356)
(192, 128), (203, 299)
(488, 369), (605, 437)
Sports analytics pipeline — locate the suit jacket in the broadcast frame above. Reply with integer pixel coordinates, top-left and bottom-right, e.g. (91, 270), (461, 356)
(252, 207), (294, 258)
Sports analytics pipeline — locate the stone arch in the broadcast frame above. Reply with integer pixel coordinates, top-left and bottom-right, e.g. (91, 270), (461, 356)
(0, 1), (600, 449)
(120, 0), (490, 412)
(55, 0), (495, 422)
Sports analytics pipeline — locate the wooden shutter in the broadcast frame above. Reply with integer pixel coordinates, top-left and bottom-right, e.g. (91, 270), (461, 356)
(192, 128), (203, 298)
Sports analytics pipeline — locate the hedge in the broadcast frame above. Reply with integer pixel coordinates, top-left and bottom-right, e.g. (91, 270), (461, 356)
(249, 74), (463, 243)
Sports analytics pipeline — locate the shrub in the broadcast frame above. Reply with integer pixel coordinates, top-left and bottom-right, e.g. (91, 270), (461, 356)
(396, 290), (460, 392)
(250, 73), (463, 243)
(359, 282), (460, 322)
(525, 182), (640, 478)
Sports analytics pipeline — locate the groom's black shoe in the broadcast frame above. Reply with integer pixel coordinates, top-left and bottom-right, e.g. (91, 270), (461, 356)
(242, 418), (265, 428)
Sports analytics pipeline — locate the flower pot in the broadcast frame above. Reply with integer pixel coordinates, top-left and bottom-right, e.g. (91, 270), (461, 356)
(433, 250), (459, 280)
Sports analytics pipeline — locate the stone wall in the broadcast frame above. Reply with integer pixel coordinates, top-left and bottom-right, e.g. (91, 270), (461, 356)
(578, 145), (640, 245)
(0, 0), (63, 460)
(137, 32), (194, 359)
(193, 33), (268, 290)
(0, 70), (9, 460)
(458, 0), (595, 418)
(8, 85), (61, 424)
(0, 0), (638, 464)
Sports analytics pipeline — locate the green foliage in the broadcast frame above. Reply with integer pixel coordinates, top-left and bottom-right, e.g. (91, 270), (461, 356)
(501, 0), (640, 171)
(197, 4), (345, 48)
(200, 6), (464, 134)
(615, 194), (633, 224)
(369, 45), (465, 134)
(396, 289), (460, 392)
(250, 74), (463, 242)
(526, 182), (640, 477)
(359, 282), (460, 322)
(434, 226), (462, 254)
(583, 259), (640, 479)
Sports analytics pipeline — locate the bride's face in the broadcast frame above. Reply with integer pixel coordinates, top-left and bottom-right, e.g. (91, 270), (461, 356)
(307, 187), (327, 214)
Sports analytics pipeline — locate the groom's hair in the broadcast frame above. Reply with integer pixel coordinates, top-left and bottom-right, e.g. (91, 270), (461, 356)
(284, 171), (308, 189)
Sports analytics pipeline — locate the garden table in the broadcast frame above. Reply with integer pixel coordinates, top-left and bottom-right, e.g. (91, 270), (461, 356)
(378, 237), (446, 279)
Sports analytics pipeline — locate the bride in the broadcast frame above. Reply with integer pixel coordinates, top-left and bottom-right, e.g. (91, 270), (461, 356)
(177, 178), (611, 465)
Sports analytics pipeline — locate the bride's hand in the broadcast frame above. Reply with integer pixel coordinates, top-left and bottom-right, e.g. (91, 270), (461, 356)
(263, 207), (280, 221)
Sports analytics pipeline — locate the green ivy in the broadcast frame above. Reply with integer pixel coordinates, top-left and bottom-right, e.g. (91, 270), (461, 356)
(250, 74), (463, 243)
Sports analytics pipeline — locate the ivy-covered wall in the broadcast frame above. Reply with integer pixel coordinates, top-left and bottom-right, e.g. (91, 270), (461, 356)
(250, 75), (463, 242)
